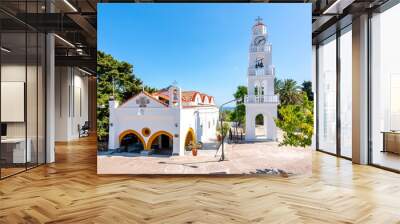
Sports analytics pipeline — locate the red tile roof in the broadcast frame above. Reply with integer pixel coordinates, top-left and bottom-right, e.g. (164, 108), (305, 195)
(181, 91), (200, 103)
(119, 91), (169, 108)
(152, 89), (215, 105)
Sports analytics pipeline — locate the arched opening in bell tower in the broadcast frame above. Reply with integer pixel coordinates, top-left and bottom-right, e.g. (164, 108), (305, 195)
(253, 82), (265, 103)
(255, 114), (266, 137)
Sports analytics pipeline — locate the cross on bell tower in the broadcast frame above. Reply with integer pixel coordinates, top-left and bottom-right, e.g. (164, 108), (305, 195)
(255, 16), (263, 24)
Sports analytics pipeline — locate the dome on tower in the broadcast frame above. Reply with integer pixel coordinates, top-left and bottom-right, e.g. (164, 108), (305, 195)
(252, 16), (266, 35)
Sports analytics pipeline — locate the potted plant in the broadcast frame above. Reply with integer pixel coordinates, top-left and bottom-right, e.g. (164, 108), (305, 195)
(192, 146), (198, 156)
(187, 142), (202, 156)
(217, 134), (222, 142)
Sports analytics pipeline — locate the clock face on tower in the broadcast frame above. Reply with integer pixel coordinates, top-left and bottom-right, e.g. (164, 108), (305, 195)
(254, 36), (266, 46)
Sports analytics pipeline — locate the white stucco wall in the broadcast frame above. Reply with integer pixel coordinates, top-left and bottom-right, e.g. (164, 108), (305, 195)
(54, 67), (89, 141)
(108, 91), (219, 156)
(245, 103), (277, 141)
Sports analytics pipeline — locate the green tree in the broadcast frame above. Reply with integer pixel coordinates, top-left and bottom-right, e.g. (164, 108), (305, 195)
(217, 122), (231, 137)
(97, 51), (155, 141)
(222, 109), (233, 121)
(255, 114), (264, 125)
(276, 79), (303, 105)
(274, 77), (283, 95)
(231, 86), (247, 127)
(301, 81), (313, 101)
(274, 93), (314, 147)
(233, 85), (247, 103)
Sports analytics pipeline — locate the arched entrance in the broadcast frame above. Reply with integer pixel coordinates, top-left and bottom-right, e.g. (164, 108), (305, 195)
(147, 131), (173, 155)
(184, 128), (196, 151)
(255, 114), (266, 137)
(119, 130), (145, 152)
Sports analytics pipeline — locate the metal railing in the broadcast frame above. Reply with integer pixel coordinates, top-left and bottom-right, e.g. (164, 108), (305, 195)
(248, 67), (274, 76)
(249, 45), (271, 53)
(245, 95), (279, 104)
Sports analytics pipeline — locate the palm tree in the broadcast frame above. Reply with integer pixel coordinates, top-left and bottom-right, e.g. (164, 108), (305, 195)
(274, 77), (283, 95)
(276, 79), (302, 105)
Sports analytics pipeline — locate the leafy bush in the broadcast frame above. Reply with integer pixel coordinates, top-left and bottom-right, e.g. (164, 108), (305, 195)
(274, 93), (314, 147)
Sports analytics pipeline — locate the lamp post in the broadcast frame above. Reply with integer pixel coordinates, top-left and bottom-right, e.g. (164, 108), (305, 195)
(219, 98), (238, 161)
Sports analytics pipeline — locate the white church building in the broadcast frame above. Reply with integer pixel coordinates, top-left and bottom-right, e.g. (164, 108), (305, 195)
(245, 17), (279, 141)
(108, 85), (219, 156)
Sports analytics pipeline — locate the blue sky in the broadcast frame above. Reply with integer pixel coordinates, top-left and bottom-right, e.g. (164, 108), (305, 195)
(98, 3), (311, 105)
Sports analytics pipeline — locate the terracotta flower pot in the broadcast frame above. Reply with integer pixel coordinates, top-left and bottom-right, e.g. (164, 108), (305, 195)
(192, 148), (198, 156)
(217, 135), (222, 142)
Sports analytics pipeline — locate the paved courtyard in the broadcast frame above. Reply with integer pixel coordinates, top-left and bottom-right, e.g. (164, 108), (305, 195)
(97, 141), (312, 175)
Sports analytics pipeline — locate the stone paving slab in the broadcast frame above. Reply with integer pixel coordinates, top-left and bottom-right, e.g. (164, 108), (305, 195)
(97, 141), (312, 175)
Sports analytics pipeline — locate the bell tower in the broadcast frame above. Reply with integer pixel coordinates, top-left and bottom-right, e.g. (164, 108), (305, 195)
(245, 17), (278, 141)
